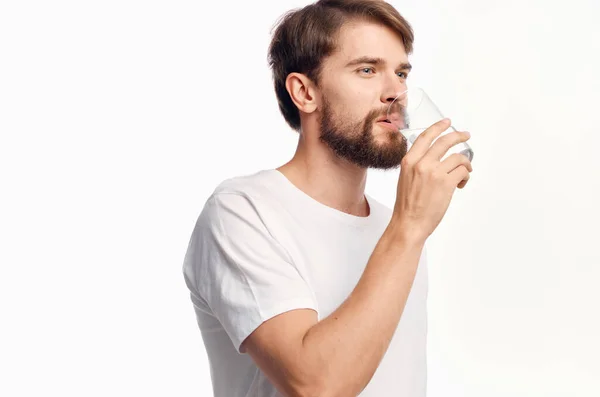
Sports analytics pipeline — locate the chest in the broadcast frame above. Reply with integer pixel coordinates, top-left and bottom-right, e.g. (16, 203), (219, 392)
(278, 223), (384, 318)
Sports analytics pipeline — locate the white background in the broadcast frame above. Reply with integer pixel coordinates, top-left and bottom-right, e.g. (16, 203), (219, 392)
(1, 0), (599, 396)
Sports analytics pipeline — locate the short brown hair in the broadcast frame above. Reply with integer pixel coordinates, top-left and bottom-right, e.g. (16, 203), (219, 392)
(268, 0), (414, 131)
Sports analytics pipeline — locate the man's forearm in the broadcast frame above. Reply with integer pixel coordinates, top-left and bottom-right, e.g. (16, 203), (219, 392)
(299, 222), (427, 396)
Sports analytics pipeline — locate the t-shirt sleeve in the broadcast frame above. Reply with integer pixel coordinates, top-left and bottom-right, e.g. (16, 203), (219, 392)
(184, 191), (318, 353)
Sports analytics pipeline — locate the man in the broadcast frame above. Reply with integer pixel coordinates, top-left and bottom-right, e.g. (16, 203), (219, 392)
(182, 0), (472, 396)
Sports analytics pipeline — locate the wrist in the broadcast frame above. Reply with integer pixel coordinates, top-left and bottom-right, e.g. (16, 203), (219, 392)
(385, 216), (428, 248)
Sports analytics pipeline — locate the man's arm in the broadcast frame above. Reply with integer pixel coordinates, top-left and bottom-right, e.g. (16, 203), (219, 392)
(241, 222), (426, 397)
(242, 121), (473, 397)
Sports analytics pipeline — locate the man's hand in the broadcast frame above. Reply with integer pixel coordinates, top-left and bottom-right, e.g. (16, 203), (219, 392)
(392, 118), (473, 241)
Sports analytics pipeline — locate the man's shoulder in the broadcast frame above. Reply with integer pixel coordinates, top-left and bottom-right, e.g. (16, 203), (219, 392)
(211, 169), (278, 199)
(198, 169), (282, 223)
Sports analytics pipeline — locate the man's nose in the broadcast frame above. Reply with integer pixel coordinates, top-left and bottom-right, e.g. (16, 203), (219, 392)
(381, 76), (408, 104)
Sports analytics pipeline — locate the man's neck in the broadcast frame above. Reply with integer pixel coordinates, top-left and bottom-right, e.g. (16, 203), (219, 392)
(276, 135), (370, 217)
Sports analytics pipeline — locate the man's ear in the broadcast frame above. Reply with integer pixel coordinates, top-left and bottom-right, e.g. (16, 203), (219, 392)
(285, 72), (319, 114)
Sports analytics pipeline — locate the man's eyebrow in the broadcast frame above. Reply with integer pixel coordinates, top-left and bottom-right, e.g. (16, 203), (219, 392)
(345, 56), (412, 70)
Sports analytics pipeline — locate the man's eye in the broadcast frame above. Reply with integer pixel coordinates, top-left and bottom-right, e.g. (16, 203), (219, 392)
(397, 72), (408, 78)
(359, 67), (374, 74)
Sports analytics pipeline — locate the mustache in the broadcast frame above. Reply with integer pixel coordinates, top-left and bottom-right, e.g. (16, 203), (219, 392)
(369, 102), (407, 121)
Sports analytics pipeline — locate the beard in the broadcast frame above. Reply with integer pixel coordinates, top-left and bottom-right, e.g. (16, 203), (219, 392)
(319, 98), (408, 170)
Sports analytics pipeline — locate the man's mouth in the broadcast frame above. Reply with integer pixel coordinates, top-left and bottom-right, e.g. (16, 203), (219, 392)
(376, 119), (399, 132)
(377, 116), (405, 130)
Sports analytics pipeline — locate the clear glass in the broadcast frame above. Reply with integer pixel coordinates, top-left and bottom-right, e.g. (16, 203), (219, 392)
(387, 87), (474, 162)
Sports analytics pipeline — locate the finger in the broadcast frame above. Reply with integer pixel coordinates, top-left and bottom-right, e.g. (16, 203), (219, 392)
(439, 153), (473, 174)
(425, 130), (471, 162)
(448, 165), (471, 188)
(407, 118), (451, 159)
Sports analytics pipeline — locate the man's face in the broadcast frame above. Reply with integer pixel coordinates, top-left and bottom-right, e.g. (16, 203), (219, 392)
(316, 20), (411, 170)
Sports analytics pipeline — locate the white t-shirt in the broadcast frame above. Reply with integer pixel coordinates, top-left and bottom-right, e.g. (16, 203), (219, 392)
(182, 169), (428, 396)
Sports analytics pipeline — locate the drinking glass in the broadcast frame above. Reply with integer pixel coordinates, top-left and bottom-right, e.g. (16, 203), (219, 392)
(386, 87), (474, 162)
